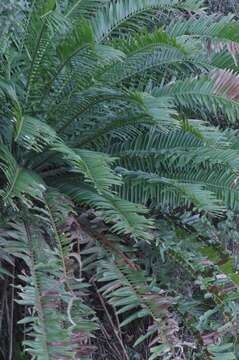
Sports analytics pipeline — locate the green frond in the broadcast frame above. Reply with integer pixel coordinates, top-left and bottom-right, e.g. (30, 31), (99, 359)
(96, 255), (176, 354)
(53, 142), (121, 193)
(38, 26), (95, 107)
(0, 220), (75, 360)
(76, 114), (147, 147)
(75, 149), (122, 192)
(117, 168), (226, 216)
(15, 115), (57, 152)
(44, 189), (74, 267)
(25, 15), (53, 100)
(0, 145), (45, 206)
(96, 43), (126, 64)
(180, 119), (230, 146)
(56, 87), (177, 137)
(65, 0), (110, 19)
(99, 46), (187, 84)
(57, 16), (94, 62)
(55, 86), (131, 132)
(61, 184), (153, 241)
(111, 28), (186, 55)
(152, 77), (239, 123)
(165, 168), (239, 212)
(110, 125), (239, 212)
(167, 15), (239, 44)
(140, 93), (178, 129)
(92, 0), (178, 43)
(111, 130), (239, 173)
(97, 260), (160, 324)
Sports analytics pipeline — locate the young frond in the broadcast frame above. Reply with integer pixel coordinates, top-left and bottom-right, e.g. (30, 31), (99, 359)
(212, 68), (239, 102)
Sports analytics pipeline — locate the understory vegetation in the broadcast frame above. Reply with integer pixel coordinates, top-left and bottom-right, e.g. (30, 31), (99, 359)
(2, 0), (239, 359)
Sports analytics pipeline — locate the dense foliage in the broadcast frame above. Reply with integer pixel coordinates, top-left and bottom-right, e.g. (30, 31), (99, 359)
(2, 0), (239, 359)
(207, 0), (239, 16)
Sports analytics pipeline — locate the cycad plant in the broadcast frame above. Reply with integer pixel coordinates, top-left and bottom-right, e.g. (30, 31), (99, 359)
(2, 0), (239, 359)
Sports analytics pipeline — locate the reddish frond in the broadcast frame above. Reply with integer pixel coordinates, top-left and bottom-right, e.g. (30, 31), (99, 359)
(212, 69), (239, 101)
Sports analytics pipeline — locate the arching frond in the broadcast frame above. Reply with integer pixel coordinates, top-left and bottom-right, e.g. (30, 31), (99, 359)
(65, 0), (110, 19)
(152, 77), (239, 123)
(167, 15), (239, 44)
(111, 28), (186, 55)
(52, 142), (121, 193)
(99, 46), (187, 84)
(117, 168), (226, 216)
(60, 184), (153, 241)
(92, 0), (178, 43)
(96, 255), (177, 356)
(111, 130), (239, 173)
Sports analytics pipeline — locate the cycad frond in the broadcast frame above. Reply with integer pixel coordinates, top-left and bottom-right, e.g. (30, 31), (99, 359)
(53, 142), (121, 193)
(112, 29), (185, 55)
(57, 16), (93, 62)
(99, 46), (187, 84)
(15, 115), (57, 152)
(111, 130), (239, 173)
(117, 168), (226, 216)
(152, 77), (239, 123)
(25, 4), (58, 100)
(65, 0), (110, 19)
(0, 146), (45, 206)
(96, 255), (177, 355)
(167, 15), (239, 44)
(212, 68), (239, 102)
(0, 220), (75, 360)
(61, 184), (153, 241)
(92, 0), (177, 43)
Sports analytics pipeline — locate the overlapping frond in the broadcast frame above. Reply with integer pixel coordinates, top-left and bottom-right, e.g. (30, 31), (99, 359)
(2, 1), (239, 358)
(116, 168), (226, 216)
(111, 130), (239, 173)
(0, 220), (75, 359)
